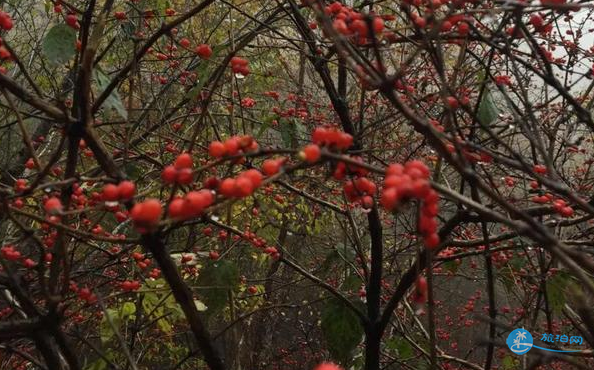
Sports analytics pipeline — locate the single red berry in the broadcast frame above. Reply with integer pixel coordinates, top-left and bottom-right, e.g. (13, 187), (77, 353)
(117, 181), (136, 200)
(179, 38), (191, 48)
(102, 184), (120, 202)
(301, 144), (321, 163)
(209, 250), (220, 260)
(314, 362), (343, 370)
(195, 44), (213, 59)
(44, 197), (63, 213)
(208, 141), (227, 158)
(262, 159), (282, 176)
(176, 167), (194, 185)
(174, 152), (193, 169)
(130, 199), (162, 230)
(161, 165), (178, 184)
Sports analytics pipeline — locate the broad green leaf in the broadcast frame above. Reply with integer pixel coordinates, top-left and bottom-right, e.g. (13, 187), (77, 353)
(43, 24), (77, 65)
(320, 298), (364, 363)
(196, 260), (240, 315)
(478, 88), (499, 127)
(386, 337), (414, 359)
(547, 271), (574, 314)
(94, 70), (128, 119)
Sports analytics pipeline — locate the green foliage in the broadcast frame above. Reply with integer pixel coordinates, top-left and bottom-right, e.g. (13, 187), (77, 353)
(94, 70), (128, 119)
(196, 260), (240, 315)
(100, 301), (136, 343)
(43, 24), (77, 65)
(546, 271), (575, 314)
(320, 298), (364, 364)
(478, 88), (499, 127)
(385, 337), (414, 359)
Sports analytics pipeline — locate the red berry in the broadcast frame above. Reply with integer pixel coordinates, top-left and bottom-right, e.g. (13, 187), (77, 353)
(424, 233), (440, 249)
(174, 152), (193, 169)
(218, 178), (237, 197)
(209, 250), (220, 260)
(102, 184), (120, 202)
(176, 167), (194, 185)
(301, 144), (321, 163)
(117, 181), (136, 200)
(65, 14), (79, 29)
(241, 169), (263, 189)
(179, 38), (191, 48)
(262, 159), (282, 176)
(130, 199), (162, 230)
(25, 158), (35, 169)
(195, 44), (212, 59)
(234, 176), (254, 198)
(208, 141), (227, 158)
(446, 96), (459, 109)
(168, 198), (186, 219)
(161, 165), (178, 184)
(44, 197), (63, 213)
(314, 362), (343, 370)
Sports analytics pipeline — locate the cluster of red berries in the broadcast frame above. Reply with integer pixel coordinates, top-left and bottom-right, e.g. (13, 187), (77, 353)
(168, 189), (214, 220)
(131, 252), (152, 270)
(76, 287), (97, 304)
(162, 152), (194, 185)
(120, 280), (141, 292)
(0, 11), (13, 31)
(230, 56), (249, 76)
(208, 135), (258, 158)
(1, 245), (21, 261)
(218, 169), (263, 199)
(333, 156), (369, 180)
(380, 161), (440, 249)
(318, 2), (385, 45)
(312, 127), (353, 150)
(343, 177), (377, 209)
(241, 230), (280, 259)
(102, 181), (136, 202)
(534, 196), (574, 218)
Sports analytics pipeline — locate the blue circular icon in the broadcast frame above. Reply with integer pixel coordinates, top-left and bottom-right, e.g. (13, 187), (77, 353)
(507, 328), (533, 355)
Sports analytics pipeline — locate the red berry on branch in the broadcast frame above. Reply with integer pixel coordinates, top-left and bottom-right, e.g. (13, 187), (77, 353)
(44, 197), (63, 213)
(174, 152), (193, 169)
(130, 199), (162, 230)
(102, 184), (120, 202)
(161, 165), (178, 184)
(208, 141), (226, 158)
(195, 44), (212, 59)
(262, 159), (282, 176)
(301, 144), (321, 163)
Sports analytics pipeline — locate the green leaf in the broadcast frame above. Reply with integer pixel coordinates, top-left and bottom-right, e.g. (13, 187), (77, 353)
(502, 355), (518, 370)
(547, 271), (574, 314)
(196, 260), (240, 315)
(320, 298), (364, 363)
(478, 88), (499, 127)
(94, 70), (128, 119)
(43, 24), (77, 65)
(386, 337), (414, 359)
